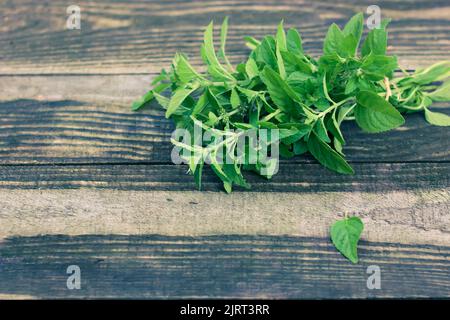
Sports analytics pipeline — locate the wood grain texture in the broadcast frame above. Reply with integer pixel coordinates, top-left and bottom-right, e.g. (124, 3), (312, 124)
(0, 0), (450, 299)
(0, 175), (448, 245)
(0, 0), (449, 74)
(0, 235), (449, 299)
(0, 163), (448, 192)
(0, 97), (448, 164)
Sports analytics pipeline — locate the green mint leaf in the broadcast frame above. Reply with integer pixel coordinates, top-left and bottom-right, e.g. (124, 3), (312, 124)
(361, 54), (398, 81)
(153, 92), (170, 108)
(245, 58), (259, 79)
(307, 131), (354, 174)
(276, 20), (287, 51)
(174, 53), (203, 83)
(424, 108), (450, 126)
(275, 23), (287, 79)
(230, 88), (241, 109)
(151, 70), (168, 85)
(343, 13), (364, 48)
(361, 29), (387, 57)
(429, 81), (450, 101)
(293, 140), (308, 155)
(281, 51), (313, 75)
(400, 61), (450, 86)
(286, 28), (303, 54)
(223, 164), (251, 189)
(203, 21), (234, 81)
(165, 84), (199, 118)
(260, 66), (299, 113)
(331, 216), (364, 264)
(237, 86), (259, 102)
(131, 82), (170, 111)
(323, 23), (357, 57)
(326, 114), (345, 146)
(279, 123), (310, 144)
(218, 17), (233, 71)
(313, 118), (331, 143)
(132, 90), (155, 111)
(355, 91), (405, 133)
(244, 36), (260, 50)
(254, 36), (278, 70)
(323, 23), (344, 55)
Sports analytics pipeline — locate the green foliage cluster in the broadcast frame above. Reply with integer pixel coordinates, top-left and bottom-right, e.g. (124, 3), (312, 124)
(133, 13), (450, 262)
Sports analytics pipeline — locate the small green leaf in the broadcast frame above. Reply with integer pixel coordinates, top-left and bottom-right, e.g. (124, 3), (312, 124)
(344, 76), (358, 95)
(131, 82), (170, 111)
(166, 84), (199, 118)
(275, 23), (287, 78)
(429, 81), (450, 101)
(281, 51), (313, 75)
(355, 91), (405, 133)
(203, 21), (234, 81)
(260, 66), (299, 113)
(244, 36), (260, 50)
(424, 108), (450, 126)
(293, 140), (308, 155)
(153, 92), (170, 108)
(276, 20), (287, 51)
(323, 23), (357, 57)
(401, 61), (450, 86)
(237, 86), (259, 102)
(313, 118), (331, 143)
(245, 58), (259, 79)
(331, 216), (364, 263)
(307, 132), (354, 174)
(343, 13), (364, 47)
(132, 90), (154, 111)
(230, 88), (241, 109)
(323, 23), (343, 56)
(361, 28), (387, 57)
(218, 17), (233, 71)
(326, 114), (345, 146)
(286, 28), (303, 54)
(361, 54), (398, 81)
(254, 36), (278, 70)
(174, 53), (203, 83)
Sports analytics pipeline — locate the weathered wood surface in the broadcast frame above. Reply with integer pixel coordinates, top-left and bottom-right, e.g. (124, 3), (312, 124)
(0, 185), (449, 245)
(0, 97), (448, 164)
(0, 0), (449, 74)
(0, 0), (449, 299)
(1, 235), (449, 299)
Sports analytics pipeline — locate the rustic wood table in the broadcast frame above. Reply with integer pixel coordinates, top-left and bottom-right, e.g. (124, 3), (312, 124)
(0, 0), (449, 299)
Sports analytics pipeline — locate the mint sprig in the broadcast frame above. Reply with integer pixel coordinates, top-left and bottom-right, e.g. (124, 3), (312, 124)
(132, 13), (450, 263)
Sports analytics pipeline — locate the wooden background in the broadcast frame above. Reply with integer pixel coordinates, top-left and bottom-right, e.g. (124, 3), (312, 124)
(0, 0), (449, 299)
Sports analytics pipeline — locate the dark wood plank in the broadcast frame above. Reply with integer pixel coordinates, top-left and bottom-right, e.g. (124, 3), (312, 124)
(0, 162), (448, 192)
(0, 235), (449, 299)
(0, 98), (448, 164)
(0, 0), (449, 74)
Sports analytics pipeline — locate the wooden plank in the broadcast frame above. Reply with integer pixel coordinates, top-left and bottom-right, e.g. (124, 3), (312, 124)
(0, 95), (448, 164)
(0, 235), (449, 299)
(0, 162), (448, 192)
(0, 0), (449, 74)
(0, 168), (448, 245)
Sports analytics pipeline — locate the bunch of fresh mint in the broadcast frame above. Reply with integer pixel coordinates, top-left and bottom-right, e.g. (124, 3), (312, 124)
(133, 13), (450, 263)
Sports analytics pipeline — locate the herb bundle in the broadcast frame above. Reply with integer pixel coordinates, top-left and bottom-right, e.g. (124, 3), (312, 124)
(133, 13), (450, 262)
